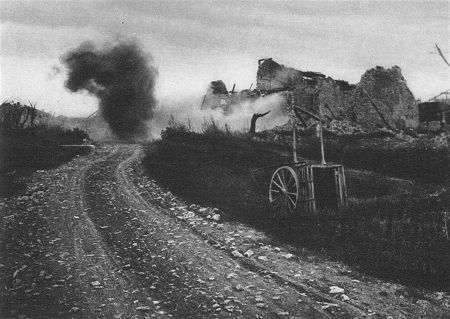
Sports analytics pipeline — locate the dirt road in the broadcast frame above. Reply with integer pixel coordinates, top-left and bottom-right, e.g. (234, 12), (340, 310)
(1, 145), (448, 318)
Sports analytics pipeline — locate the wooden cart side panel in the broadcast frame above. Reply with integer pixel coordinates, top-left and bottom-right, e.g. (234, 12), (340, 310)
(333, 166), (348, 210)
(334, 167), (342, 209)
(296, 165), (316, 215)
(340, 166), (348, 208)
(309, 165), (317, 214)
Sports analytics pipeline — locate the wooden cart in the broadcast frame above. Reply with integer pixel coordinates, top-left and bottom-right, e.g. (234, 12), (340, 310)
(267, 162), (347, 215)
(250, 100), (348, 215)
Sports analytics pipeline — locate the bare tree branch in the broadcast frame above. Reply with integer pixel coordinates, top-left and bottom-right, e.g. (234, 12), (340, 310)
(249, 111), (271, 134)
(436, 43), (450, 67)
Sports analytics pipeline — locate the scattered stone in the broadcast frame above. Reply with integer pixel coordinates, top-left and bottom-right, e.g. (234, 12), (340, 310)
(231, 250), (243, 258)
(244, 249), (254, 257)
(224, 305), (234, 312)
(321, 302), (339, 309)
(257, 256), (268, 261)
(329, 286), (344, 294)
(69, 307), (80, 313)
(234, 284), (244, 291)
(435, 292), (445, 300)
(227, 273), (238, 279)
(255, 296), (264, 302)
(416, 299), (429, 307)
(277, 311), (289, 316)
(185, 212), (195, 219)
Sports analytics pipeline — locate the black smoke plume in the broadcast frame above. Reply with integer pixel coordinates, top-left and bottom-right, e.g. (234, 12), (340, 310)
(62, 40), (158, 140)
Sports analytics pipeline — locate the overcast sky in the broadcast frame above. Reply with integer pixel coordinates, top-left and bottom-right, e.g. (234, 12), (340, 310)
(1, 0), (449, 117)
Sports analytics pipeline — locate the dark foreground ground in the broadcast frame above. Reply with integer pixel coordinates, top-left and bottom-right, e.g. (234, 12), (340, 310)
(143, 129), (450, 287)
(0, 144), (449, 318)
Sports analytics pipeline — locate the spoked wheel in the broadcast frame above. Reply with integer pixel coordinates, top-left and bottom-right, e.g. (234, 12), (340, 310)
(269, 166), (299, 214)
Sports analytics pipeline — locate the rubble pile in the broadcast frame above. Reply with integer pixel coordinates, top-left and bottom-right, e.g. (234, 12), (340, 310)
(325, 119), (370, 135)
(268, 118), (386, 138)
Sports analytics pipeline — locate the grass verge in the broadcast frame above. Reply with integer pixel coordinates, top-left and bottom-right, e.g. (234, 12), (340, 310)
(0, 125), (90, 196)
(143, 125), (450, 289)
(295, 132), (449, 183)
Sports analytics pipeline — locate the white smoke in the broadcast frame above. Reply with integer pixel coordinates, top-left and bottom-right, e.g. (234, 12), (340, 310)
(149, 93), (289, 137)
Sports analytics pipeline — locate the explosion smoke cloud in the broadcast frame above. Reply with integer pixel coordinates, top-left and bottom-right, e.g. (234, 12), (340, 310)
(62, 40), (158, 140)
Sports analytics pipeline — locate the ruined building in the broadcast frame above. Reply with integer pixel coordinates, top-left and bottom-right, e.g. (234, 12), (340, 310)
(201, 80), (258, 115)
(256, 59), (418, 130)
(256, 58), (306, 91)
(418, 90), (450, 131)
(201, 58), (419, 132)
(201, 80), (231, 113)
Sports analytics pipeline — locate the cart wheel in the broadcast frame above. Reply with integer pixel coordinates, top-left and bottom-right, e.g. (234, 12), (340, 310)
(269, 166), (299, 214)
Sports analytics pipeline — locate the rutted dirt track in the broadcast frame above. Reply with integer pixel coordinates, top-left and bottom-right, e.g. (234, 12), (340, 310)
(1, 145), (449, 318)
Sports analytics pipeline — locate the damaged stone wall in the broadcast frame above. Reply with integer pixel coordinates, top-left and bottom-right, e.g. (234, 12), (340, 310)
(350, 66), (418, 130)
(289, 78), (353, 127)
(257, 58), (305, 92)
(317, 78), (353, 120)
(270, 62), (418, 132)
